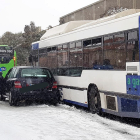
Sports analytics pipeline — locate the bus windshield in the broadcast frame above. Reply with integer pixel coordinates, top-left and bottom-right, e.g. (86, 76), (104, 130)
(0, 56), (12, 64)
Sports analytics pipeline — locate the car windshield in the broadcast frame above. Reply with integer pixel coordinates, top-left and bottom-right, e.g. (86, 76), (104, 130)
(20, 68), (52, 78)
(0, 56), (12, 64)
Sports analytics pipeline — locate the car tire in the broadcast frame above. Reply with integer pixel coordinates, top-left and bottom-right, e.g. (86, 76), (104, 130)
(9, 92), (15, 106)
(0, 94), (5, 101)
(52, 99), (58, 106)
(88, 85), (102, 115)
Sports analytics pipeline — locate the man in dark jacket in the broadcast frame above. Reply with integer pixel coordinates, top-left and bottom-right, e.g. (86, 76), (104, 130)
(0, 72), (6, 101)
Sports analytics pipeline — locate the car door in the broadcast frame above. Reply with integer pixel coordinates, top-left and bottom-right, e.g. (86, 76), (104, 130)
(6, 68), (18, 92)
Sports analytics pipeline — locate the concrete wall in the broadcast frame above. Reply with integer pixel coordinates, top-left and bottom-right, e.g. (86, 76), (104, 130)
(59, 0), (139, 24)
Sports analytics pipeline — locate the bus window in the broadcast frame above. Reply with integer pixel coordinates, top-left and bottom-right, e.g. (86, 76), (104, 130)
(52, 46), (57, 51)
(83, 37), (102, 69)
(47, 47), (51, 52)
(92, 38), (102, 47)
(69, 67), (82, 77)
(58, 45), (63, 51)
(114, 32), (125, 43)
(104, 42), (126, 70)
(127, 41), (139, 62)
(39, 48), (47, 54)
(0, 56), (12, 64)
(70, 42), (75, 49)
(83, 39), (92, 47)
(39, 54), (47, 67)
(76, 41), (82, 49)
(127, 30), (138, 40)
(63, 44), (68, 51)
(104, 35), (113, 44)
(70, 41), (82, 68)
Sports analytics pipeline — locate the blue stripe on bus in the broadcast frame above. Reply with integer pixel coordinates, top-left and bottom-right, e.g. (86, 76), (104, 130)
(121, 98), (138, 112)
(139, 16), (140, 61)
(63, 99), (88, 108)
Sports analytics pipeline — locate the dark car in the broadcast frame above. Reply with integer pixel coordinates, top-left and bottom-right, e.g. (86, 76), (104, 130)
(3, 66), (60, 106)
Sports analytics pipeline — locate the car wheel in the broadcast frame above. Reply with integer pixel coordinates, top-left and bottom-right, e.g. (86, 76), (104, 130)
(0, 94), (5, 101)
(9, 92), (15, 106)
(88, 85), (102, 115)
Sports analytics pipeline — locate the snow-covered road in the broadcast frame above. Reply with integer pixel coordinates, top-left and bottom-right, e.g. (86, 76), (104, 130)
(0, 101), (140, 140)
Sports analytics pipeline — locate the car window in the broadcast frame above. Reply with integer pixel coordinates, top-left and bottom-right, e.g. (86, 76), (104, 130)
(8, 68), (17, 78)
(20, 68), (52, 78)
(13, 68), (19, 78)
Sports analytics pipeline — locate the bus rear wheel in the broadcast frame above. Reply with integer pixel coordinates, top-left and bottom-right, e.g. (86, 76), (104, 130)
(88, 85), (102, 115)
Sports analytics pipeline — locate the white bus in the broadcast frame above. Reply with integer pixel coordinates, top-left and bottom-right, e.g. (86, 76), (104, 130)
(32, 9), (140, 118)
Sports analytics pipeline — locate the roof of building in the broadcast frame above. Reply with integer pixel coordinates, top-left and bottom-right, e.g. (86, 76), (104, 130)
(40, 9), (140, 41)
(60, 0), (103, 19)
(73, 9), (140, 31)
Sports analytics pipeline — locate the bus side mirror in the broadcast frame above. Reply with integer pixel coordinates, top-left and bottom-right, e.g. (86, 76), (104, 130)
(28, 54), (32, 63)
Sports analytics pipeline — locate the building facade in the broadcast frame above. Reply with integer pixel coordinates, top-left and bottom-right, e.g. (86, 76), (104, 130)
(59, 0), (140, 24)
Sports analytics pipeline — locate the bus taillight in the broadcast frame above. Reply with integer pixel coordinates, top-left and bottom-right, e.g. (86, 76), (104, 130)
(13, 56), (16, 66)
(13, 56), (16, 61)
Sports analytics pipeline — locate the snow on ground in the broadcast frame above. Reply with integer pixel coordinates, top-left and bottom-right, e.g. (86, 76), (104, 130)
(0, 101), (140, 140)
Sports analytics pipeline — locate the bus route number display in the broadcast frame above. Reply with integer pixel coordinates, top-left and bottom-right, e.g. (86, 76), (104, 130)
(127, 77), (140, 88)
(0, 49), (13, 54)
(126, 75), (140, 95)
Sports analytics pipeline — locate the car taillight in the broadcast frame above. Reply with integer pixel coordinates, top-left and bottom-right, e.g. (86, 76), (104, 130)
(14, 81), (22, 88)
(52, 81), (57, 89)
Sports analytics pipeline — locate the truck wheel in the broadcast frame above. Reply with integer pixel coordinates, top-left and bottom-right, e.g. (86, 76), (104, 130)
(88, 85), (102, 115)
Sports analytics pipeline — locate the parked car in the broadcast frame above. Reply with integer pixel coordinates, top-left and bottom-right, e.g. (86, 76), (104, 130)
(3, 66), (60, 106)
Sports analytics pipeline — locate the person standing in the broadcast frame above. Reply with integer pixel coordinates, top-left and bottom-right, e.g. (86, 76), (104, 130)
(0, 72), (6, 101)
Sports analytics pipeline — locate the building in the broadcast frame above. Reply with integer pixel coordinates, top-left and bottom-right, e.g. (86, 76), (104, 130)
(59, 0), (140, 24)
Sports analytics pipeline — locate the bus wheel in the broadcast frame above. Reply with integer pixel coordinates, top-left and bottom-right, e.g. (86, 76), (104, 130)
(88, 85), (101, 115)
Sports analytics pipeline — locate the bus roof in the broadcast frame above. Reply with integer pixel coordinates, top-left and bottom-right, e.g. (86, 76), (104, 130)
(40, 20), (92, 40)
(32, 9), (140, 49)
